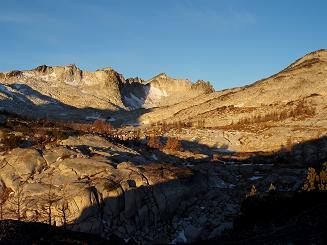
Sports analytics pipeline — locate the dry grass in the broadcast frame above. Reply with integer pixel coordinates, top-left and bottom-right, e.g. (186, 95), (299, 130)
(0, 114), (115, 150)
(151, 120), (208, 132)
(235, 103), (315, 125)
(220, 102), (316, 131)
(44, 119), (114, 135)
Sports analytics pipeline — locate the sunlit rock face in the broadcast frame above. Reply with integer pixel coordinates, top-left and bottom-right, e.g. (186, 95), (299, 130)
(0, 133), (204, 242)
(0, 125), (311, 243)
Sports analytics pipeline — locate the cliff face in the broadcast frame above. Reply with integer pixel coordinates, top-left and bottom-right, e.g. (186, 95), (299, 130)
(121, 73), (213, 109)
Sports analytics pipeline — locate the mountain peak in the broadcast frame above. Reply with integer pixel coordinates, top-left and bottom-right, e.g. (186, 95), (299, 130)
(97, 67), (115, 72)
(126, 77), (145, 84)
(285, 49), (327, 71)
(307, 49), (327, 56)
(33, 64), (52, 73)
(151, 73), (170, 80)
(193, 80), (215, 93)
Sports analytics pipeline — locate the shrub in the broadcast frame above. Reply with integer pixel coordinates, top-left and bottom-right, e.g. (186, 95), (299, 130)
(91, 119), (113, 134)
(246, 185), (258, 198)
(67, 122), (92, 133)
(46, 129), (69, 141)
(53, 119), (114, 135)
(164, 137), (182, 151)
(197, 119), (205, 128)
(212, 153), (220, 161)
(153, 121), (193, 132)
(302, 163), (327, 191)
(234, 103), (316, 127)
(268, 183), (276, 192)
(33, 128), (50, 145)
(0, 133), (23, 150)
(147, 136), (161, 149)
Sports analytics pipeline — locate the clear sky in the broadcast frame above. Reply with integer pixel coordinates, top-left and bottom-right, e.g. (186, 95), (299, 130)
(0, 0), (326, 90)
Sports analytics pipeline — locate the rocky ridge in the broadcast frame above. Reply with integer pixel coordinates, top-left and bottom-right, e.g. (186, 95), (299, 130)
(136, 49), (327, 152)
(0, 65), (213, 120)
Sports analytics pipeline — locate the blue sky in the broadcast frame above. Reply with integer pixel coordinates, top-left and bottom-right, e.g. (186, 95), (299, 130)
(0, 0), (326, 89)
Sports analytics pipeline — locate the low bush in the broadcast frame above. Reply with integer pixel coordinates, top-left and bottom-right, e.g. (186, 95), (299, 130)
(0, 133), (23, 150)
(233, 103), (316, 126)
(55, 119), (114, 135)
(302, 163), (327, 191)
(91, 119), (113, 134)
(164, 137), (182, 151)
(147, 136), (161, 149)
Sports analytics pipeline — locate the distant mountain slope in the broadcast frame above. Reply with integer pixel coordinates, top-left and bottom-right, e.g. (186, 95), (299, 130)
(0, 64), (213, 120)
(0, 49), (326, 129)
(121, 73), (213, 109)
(138, 49), (327, 127)
(0, 65), (126, 120)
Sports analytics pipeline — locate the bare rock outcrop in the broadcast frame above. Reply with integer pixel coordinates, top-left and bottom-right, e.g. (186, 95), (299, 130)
(0, 134), (202, 242)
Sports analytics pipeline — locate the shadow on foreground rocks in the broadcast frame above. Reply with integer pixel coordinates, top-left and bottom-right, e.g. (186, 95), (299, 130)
(198, 191), (327, 245)
(1, 111), (327, 244)
(0, 219), (132, 245)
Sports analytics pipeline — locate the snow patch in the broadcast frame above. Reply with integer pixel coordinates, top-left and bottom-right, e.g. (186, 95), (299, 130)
(107, 117), (116, 122)
(249, 176), (263, 181)
(122, 121), (141, 126)
(145, 85), (168, 105)
(0, 85), (15, 97)
(9, 84), (59, 105)
(86, 114), (101, 120)
(123, 238), (131, 243)
(216, 148), (234, 153)
(184, 163), (194, 167)
(0, 85), (26, 102)
(215, 178), (235, 189)
(151, 154), (158, 160)
(123, 85), (169, 109)
(124, 93), (145, 109)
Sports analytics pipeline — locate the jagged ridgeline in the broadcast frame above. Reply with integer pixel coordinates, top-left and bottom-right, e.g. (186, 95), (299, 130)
(1, 49), (327, 131)
(0, 64), (214, 121)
